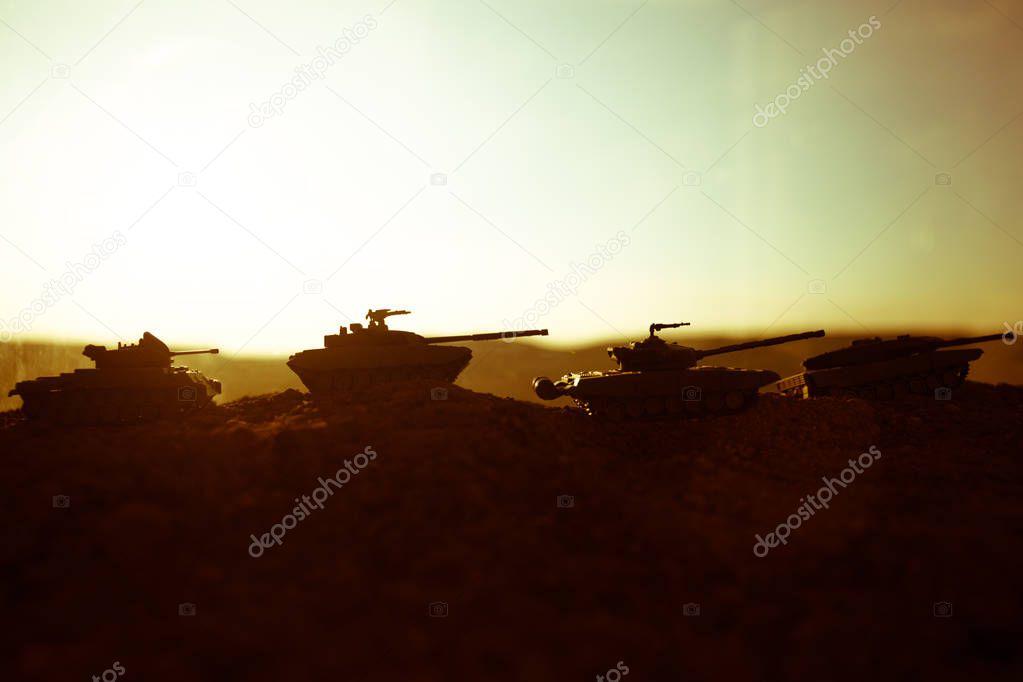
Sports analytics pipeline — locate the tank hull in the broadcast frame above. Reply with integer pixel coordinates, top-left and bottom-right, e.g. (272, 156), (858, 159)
(535, 366), (780, 420)
(9, 366), (221, 424)
(777, 349), (981, 398)
(287, 345), (473, 393)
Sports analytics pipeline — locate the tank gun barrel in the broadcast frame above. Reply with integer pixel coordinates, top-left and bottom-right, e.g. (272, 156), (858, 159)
(929, 332), (1006, 348)
(425, 329), (549, 344)
(698, 329), (825, 358)
(169, 348), (220, 356)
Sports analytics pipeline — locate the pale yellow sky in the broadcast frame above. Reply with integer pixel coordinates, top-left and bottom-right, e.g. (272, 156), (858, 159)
(1, 0), (1021, 353)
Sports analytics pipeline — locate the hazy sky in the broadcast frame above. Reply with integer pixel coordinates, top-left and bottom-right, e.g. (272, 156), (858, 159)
(1, 0), (1021, 353)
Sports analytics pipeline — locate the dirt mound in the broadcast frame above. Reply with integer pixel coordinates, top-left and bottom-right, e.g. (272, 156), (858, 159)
(3, 383), (1023, 680)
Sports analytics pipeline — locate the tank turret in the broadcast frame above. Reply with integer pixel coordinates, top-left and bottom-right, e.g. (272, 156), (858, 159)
(609, 324), (825, 372)
(289, 309), (549, 393)
(82, 331), (219, 369)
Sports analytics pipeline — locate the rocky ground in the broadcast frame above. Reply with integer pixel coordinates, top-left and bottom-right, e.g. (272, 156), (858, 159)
(2, 382), (1022, 680)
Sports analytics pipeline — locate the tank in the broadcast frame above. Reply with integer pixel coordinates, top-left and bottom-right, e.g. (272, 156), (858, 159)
(777, 332), (1008, 399)
(287, 309), (549, 392)
(8, 332), (222, 424)
(532, 323), (825, 420)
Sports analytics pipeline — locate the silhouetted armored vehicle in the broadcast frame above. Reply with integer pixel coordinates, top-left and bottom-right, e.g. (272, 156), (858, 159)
(533, 323), (825, 419)
(287, 309), (549, 392)
(8, 332), (221, 424)
(777, 332), (1008, 399)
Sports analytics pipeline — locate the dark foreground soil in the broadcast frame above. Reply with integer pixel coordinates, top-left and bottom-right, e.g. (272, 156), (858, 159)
(2, 382), (1022, 681)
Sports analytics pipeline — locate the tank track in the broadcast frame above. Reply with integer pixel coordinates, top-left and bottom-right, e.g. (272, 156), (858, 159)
(575, 389), (761, 421)
(781, 364), (970, 399)
(18, 388), (214, 425)
(301, 359), (469, 393)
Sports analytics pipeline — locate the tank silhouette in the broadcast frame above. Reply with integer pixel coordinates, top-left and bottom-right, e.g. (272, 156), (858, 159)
(777, 332), (1009, 399)
(533, 323), (825, 420)
(8, 332), (221, 424)
(287, 309), (549, 393)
